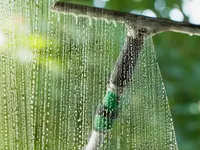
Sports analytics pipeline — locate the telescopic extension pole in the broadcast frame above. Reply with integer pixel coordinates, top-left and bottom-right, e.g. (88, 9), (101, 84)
(85, 28), (148, 150)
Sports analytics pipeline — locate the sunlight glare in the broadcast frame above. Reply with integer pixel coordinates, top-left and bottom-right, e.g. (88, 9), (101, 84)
(169, 8), (184, 22)
(17, 48), (33, 62)
(142, 9), (157, 18)
(93, 0), (107, 8)
(130, 9), (157, 18)
(0, 31), (6, 47)
(182, 0), (200, 24)
(154, 0), (166, 11)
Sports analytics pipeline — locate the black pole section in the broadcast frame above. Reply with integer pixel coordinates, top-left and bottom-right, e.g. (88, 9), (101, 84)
(110, 29), (147, 88)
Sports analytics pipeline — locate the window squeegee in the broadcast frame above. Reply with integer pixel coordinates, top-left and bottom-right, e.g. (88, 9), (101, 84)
(51, 2), (200, 150)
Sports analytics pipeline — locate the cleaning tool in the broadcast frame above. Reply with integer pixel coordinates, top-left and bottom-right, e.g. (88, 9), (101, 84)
(51, 2), (200, 150)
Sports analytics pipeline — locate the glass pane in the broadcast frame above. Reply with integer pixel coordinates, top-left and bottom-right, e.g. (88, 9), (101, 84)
(0, 0), (178, 149)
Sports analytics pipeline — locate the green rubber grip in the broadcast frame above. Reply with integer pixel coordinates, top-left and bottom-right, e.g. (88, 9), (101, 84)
(94, 91), (120, 131)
